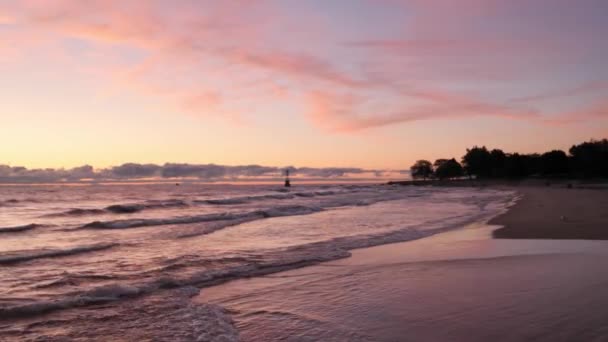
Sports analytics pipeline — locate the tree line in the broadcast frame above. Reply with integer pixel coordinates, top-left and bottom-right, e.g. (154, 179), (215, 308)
(410, 139), (608, 181)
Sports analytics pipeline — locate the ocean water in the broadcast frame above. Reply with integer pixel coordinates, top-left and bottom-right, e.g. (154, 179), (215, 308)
(0, 183), (514, 341)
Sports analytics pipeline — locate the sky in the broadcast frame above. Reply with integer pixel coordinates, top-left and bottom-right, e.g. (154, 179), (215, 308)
(1, 0), (607, 179)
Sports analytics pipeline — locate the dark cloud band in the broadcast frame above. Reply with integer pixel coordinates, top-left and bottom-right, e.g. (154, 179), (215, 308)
(0, 163), (386, 183)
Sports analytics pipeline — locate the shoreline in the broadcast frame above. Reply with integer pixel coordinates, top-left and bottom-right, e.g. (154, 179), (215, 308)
(387, 178), (608, 189)
(389, 179), (608, 240)
(490, 186), (608, 240)
(195, 184), (608, 340)
(198, 221), (608, 341)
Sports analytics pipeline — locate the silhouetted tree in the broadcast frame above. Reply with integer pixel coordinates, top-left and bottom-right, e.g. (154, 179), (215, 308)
(504, 153), (527, 178)
(408, 138), (607, 183)
(490, 149), (507, 177)
(502, 153), (542, 178)
(433, 159), (449, 170)
(569, 139), (608, 178)
(410, 160), (433, 180)
(434, 158), (464, 180)
(462, 146), (492, 178)
(540, 150), (569, 176)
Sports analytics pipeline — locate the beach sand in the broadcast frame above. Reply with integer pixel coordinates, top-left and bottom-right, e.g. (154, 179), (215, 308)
(198, 186), (608, 341)
(492, 186), (608, 239)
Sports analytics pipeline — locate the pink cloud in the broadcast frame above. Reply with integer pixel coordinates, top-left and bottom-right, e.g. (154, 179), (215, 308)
(510, 81), (608, 103)
(222, 49), (367, 88)
(543, 101), (608, 125)
(1, 0), (606, 133)
(306, 89), (541, 132)
(1, 0), (363, 119)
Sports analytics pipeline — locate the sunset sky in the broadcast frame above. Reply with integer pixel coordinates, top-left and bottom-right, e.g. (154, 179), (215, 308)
(1, 0), (607, 173)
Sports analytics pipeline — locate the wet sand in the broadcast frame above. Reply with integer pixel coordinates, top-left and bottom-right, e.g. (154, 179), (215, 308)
(491, 187), (608, 239)
(198, 192), (608, 341)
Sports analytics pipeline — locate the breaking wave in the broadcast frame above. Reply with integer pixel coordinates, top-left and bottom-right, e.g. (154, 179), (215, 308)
(105, 199), (188, 213)
(1, 198), (40, 205)
(82, 205), (323, 230)
(45, 199), (189, 217)
(60, 208), (107, 216)
(42, 188), (363, 218)
(0, 286), (240, 342)
(0, 243), (118, 265)
(196, 189), (355, 205)
(0, 223), (45, 234)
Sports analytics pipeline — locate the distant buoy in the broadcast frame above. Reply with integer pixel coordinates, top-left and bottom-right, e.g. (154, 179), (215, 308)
(284, 169), (291, 187)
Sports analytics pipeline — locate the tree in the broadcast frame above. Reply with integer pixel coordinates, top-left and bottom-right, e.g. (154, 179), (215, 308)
(489, 149), (507, 177)
(503, 153), (541, 178)
(570, 139), (608, 178)
(540, 150), (569, 176)
(462, 146), (492, 179)
(504, 153), (526, 178)
(434, 158), (464, 180)
(410, 160), (433, 180)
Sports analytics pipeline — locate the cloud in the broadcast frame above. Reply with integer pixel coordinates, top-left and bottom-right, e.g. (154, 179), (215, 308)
(0, 163), (387, 183)
(0, 164), (96, 183)
(305, 89), (540, 132)
(222, 49), (367, 88)
(543, 100), (608, 125)
(1, 1), (361, 119)
(110, 163), (161, 178)
(290, 167), (367, 178)
(509, 81), (608, 103)
(1, 0), (607, 133)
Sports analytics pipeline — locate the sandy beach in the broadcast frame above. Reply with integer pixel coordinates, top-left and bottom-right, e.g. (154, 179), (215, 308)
(198, 185), (608, 341)
(492, 186), (608, 239)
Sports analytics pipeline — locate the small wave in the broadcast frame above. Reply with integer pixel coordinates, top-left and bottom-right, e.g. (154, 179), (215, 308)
(0, 224), (44, 234)
(314, 190), (339, 196)
(176, 218), (259, 239)
(82, 205), (323, 230)
(106, 199), (188, 213)
(1, 198), (41, 205)
(83, 212), (246, 229)
(0, 243), (118, 265)
(264, 194), (295, 200)
(105, 204), (145, 213)
(294, 192), (315, 197)
(43, 208), (107, 217)
(66, 208), (107, 216)
(1, 287), (240, 342)
(0, 199), (18, 207)
(256, 204), (321, 218)
(45, 199), (189, 217)
(0, 283), (140, 319)
(198, 193), (295, 205)
(201, 198), (249, 205)
(34, 272), (118, 289)
(196, 189), (361, 206)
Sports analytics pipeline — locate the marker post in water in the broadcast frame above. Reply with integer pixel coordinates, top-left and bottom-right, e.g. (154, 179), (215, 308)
(284, 169), (291, 187)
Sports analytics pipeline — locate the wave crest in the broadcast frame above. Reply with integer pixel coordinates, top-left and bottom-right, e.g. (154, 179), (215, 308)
(0, 223), (45, 234)
(0, 243), (118, 265)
